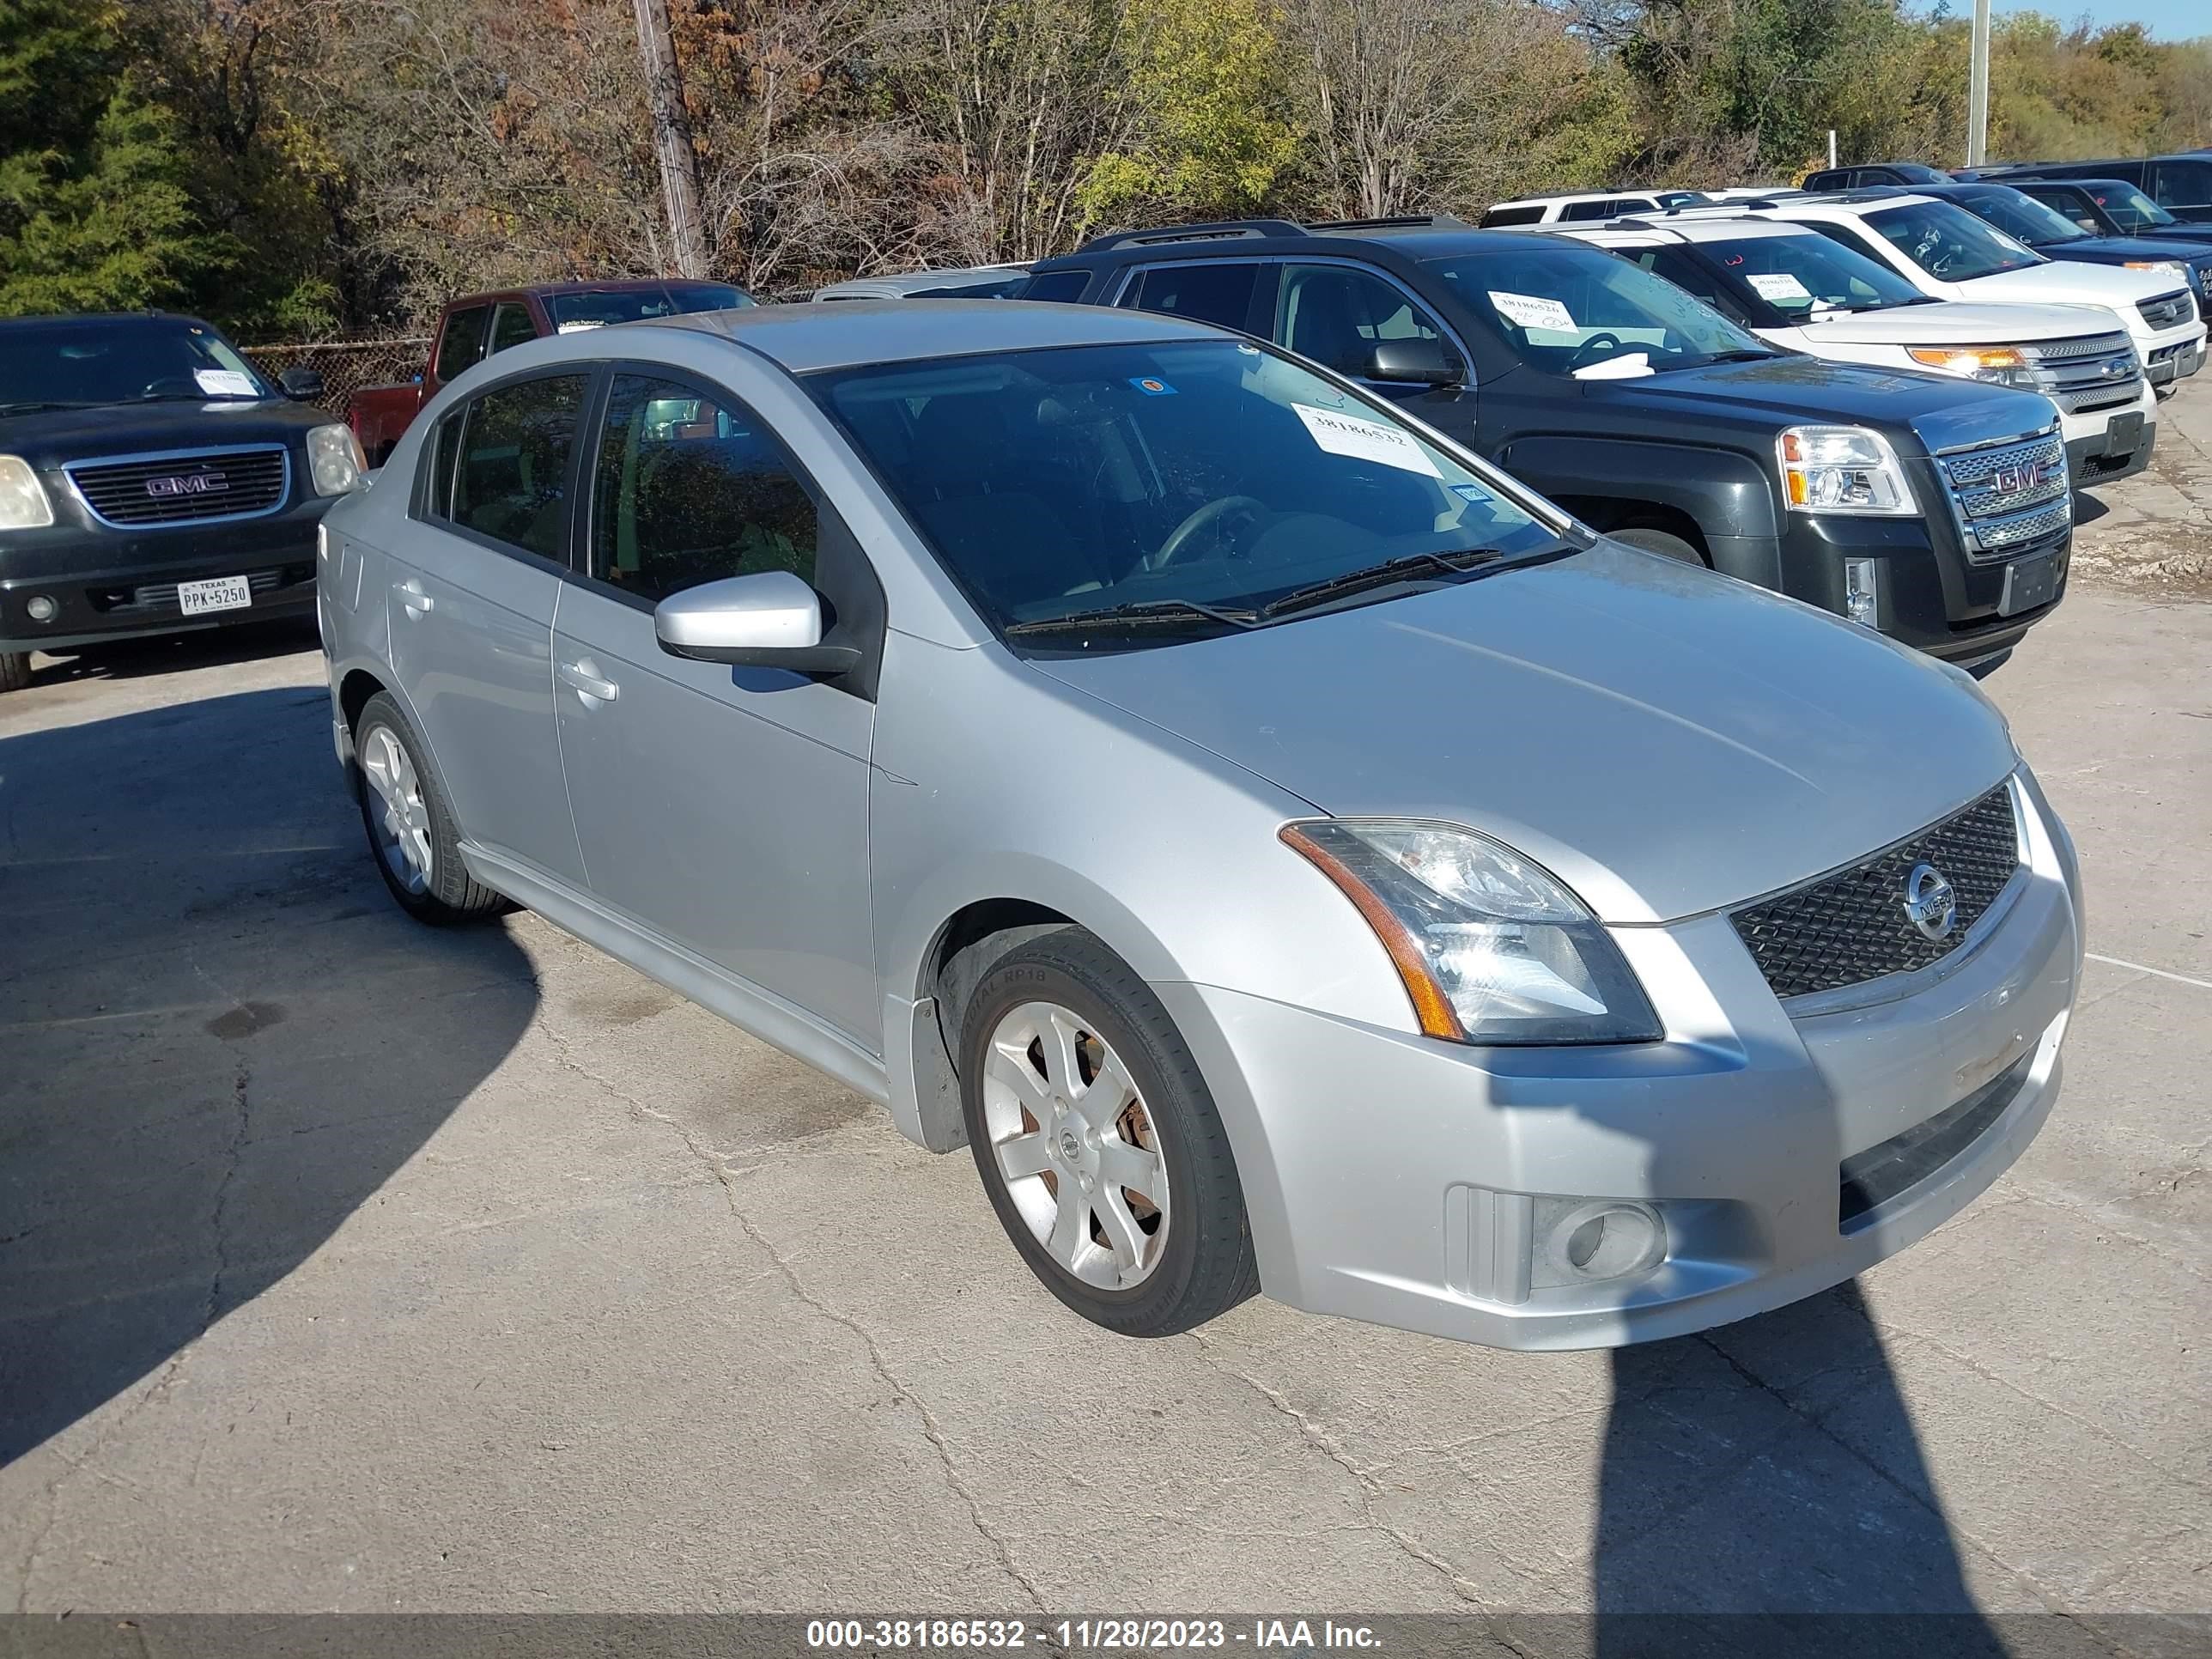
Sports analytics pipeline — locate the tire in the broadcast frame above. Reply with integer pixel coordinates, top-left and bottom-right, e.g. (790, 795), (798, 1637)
(960, 927), (1259, 1338)
(1609, 526), (1706, 565)
(0, 651), (30, 694)
(351, 691), (506, 924)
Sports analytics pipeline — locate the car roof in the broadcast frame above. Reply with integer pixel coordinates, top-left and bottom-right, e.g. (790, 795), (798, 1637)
(1764, 190), (1939, 215)
(0, 310), (213, 330)
(1559, 217), (1819, 246)
(638, 297), (1215, 373)
(812, 266), (1029, 300)
(450, 278), (744, 307)
(1036, 220), (1570, 269)
(1487, 190), (1669, 210)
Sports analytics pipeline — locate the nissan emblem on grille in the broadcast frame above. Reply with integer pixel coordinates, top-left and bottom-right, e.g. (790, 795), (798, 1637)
(1902, 862), (1958, 942)
(145, 471), (228, 498)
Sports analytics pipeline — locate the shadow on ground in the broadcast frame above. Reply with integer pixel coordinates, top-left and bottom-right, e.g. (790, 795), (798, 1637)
(27, 617), (321, 689)
(0, 685), (536, 1466)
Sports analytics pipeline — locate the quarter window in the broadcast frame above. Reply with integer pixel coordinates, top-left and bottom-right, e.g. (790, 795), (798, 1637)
(2151, 160), (2212, 210)
(1479, 206), (1546, 227)
(589, 373), (817, 602)
(434, 306), (490, 384)
(1119, 262), (1261, 331)
(1560, 198), (1626, 222)
(449, 374), (587, 561)
(1274, 264), (1445, 379)
(1018, 269), (1091, 303)
(488, 302), (538, 355)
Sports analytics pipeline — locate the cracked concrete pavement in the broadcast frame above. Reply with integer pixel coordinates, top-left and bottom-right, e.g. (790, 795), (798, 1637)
(1, 398), (2207, 1634)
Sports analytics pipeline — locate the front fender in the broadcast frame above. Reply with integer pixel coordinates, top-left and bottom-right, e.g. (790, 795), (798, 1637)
(1499, 434), (1784, 587)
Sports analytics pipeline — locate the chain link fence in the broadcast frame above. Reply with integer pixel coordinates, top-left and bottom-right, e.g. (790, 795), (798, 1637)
(240, 337), (429, 418)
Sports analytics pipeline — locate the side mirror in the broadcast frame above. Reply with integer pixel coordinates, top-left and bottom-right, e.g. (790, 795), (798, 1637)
(277, 365), (325, 402)
(1366, 337), (1464, 387)
(653, 569), (860, 676)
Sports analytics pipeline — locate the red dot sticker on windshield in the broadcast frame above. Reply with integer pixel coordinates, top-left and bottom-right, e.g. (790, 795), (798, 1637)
(1128, 376), (1176, 396)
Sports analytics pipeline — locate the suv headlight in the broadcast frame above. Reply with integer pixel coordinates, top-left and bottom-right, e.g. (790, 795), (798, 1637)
(307, 423), (368, 495)
(1280, 820), (1662, 1044)
(0, 455), (55, 529)
(1778, 424), (1918, 516)
(1905, 344), (2039, 389)
(2122, 258), (2185, 277)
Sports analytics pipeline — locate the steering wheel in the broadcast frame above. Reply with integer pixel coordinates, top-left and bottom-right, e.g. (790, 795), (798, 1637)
(140, 375), (202, 398)
(1153, 495), (1267, 568)
(1565, 332), (1625, 371)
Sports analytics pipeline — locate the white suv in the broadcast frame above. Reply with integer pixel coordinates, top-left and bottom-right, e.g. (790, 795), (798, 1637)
(1672, 194), (2206, 400)
(1480, 190), (1713, 227)
(1553, 216), (2159, 486)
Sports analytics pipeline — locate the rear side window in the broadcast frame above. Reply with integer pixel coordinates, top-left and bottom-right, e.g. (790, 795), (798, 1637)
(488, 302), (538, 355)
(1802, 170), (1848, 191)
(1560, 198), (1626, 222)
(1018, 270), (1091, 303)
(1118, 262), (1261, 331)
(434, 306), (490, 384)
(589, 372), (817, 602)
(1480, 206), (1545, 227)
(450, 374), (588, 561)
(2151, 160), (2212, 210)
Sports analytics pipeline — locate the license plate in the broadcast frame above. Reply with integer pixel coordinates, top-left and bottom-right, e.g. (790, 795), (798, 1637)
(2176, 341), (2202, 379)
(177, 574), (252, 616)
(2105, 410), (2144, 455)
(2000, 551), (2060, 617)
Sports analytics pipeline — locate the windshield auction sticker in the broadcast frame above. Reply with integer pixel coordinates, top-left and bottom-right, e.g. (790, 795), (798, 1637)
(1746, 271), (1813, 302)
(1487, 290), (1578, 331)
(1291, 403), (1441, 477)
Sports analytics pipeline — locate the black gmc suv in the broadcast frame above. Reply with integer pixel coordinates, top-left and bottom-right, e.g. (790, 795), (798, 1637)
(0, 313), (363, 692)
(1020, 217), (2071, 672)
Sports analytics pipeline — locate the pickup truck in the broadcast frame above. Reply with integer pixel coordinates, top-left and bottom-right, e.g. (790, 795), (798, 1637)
(347, 279), (752, 465)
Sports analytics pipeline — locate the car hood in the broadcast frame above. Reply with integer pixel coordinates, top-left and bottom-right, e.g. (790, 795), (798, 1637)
(2037, 234), (2209, 266)
(1797, 299), (2124, 347)
(1578, 354), (2056, 454)
(1030, 543), (2018, 925)
(1959, 260), (2172, 309)
(0, 399), (325, 469)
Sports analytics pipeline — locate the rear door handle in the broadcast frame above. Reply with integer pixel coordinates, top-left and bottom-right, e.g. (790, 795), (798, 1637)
(396, 578), (434, 617)
(557, 657), (619, 705)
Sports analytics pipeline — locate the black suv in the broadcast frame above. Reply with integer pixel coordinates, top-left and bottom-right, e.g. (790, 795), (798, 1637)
(1971, 155), (2212, 225)
(1802, 162), (1953, 191)
(1020, 217), (2070, 672)
(0, 313), (361, 691)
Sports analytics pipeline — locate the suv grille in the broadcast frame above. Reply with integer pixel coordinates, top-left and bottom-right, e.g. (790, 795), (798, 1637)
(1935, 427), (2070, 562)
(2021, 330), (2141, 415)
(1730, 785), (2021, 1000)
(66, 446), (289, 528)
(2137, 290), (2195, 331)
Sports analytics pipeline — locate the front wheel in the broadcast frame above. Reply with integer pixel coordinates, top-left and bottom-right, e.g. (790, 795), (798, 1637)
(352, 691), (506, 924)
(960, 928), (1258, 1337)
(0, 651), (30, 694)
(1609, 526), (1705, 565)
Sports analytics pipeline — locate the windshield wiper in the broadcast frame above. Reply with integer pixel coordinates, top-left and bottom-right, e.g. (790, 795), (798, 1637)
(1003, 597), (1261, 636)
(1260, 549), (1512, 619)
(0, 399), (95, 415)
(1697, 349), (1774, 364)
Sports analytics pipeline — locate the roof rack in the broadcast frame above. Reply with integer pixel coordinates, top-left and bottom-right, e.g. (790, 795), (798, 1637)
(1306, 213), (1471, 232)
(1076, 219), (1307, 253)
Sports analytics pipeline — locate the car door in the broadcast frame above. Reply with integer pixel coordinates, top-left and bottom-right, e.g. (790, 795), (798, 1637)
(550, 366), (880, 1049)
(388, 369), (592, 885)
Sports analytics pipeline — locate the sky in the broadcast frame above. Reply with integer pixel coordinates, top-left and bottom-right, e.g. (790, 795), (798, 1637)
(2000, 0), (2209, 41)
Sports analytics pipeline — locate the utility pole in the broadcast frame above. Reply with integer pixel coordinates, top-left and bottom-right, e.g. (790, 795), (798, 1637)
(1966, 0), (1991, 167)
(632, 0), (709, 278)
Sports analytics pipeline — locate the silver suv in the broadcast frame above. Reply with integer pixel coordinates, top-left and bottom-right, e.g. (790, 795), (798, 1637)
(317, 301), (2082, 1350)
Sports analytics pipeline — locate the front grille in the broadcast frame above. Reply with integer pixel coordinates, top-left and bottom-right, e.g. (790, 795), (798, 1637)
(1936, 427), (2070, 563)
(2021, 329), (2132, 360)
(2137, 290), (2195, 331)
(66, 446), (289, 527)
(87, 562), (312, 617)
(1838, 1051), (2033, 1231)
(2024, 331), (2142, 414)
(1730, 785), (2021, 1000)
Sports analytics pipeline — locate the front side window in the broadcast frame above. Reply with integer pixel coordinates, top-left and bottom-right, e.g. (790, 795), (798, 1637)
(2087, 181), (2177, 231)
(449, 374), (587, 561)
(590, 373), (817, 602)
(1696, 232), (1929, 320)
(1560, 198), (1627, 222)
(1956, 186), (2090, 246)
(434, 307), (491, 383)
(1425, 245), (1773, 375)
(1638, 248), (1739, 319)
(2021, 185), (2106, 235)
(1273, 264), (1446, 378)
(806, 338), (1567, 647)
(1119, 262), (1261, 331)
(488, 302), (538, 354)
(2151, 160), (2212, 210)
(1865, 201), (2044, 282)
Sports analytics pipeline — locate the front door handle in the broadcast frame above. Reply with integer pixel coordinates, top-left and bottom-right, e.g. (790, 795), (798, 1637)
(557, 658), (620, 706)
(396, 578), (434, 617)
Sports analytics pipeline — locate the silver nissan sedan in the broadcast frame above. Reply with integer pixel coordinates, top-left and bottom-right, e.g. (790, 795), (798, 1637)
(317, 301), (2081, 1350)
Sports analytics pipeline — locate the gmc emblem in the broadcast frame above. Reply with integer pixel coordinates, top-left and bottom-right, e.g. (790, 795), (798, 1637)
(145, 471), (228, 498)
(1990, 461), (2044, 494)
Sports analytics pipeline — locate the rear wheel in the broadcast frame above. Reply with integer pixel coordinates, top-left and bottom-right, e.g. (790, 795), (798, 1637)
(961, 928), (1258, 1337)
(352, 691), (506, 924)
(1609, 526), (1705, 564)
(0, 651), (29, 694)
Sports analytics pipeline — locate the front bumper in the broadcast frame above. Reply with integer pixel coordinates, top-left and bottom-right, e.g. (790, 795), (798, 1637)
(2144, 326), (2205, 387)
(0, 497), (331, 655)
(1159, 769), (2080, 1351)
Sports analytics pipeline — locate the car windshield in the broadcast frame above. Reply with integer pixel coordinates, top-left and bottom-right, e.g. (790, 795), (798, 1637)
(1424, 245), (1774, 375)
(1865, 200), (2045, 281)
(1958, 186), (2093, 246)
(807, 338), (1571, 646)
(0, 316), (275, 410)
(546, 283), (753, 331)
(2089, 181), (2178, 232)
(1703, 233), (1929, 317)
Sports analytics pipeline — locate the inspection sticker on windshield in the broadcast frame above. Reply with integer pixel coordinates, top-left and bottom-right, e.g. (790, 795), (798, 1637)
(192, 368), (258, 398)
(1128, 375), (1176, 396)
(1449, 482), (1493, 505)
(1487, 291), (1577, 332)
(1291, 403), (1440, 477)
(1746, 272), (1812, 302)
(556, 320), (605, 334)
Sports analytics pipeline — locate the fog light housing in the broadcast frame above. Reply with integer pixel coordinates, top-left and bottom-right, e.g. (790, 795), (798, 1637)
(1543, 1200), (1668, 1285)
(1844, 557), (1880, 626)
(25, 594), (57, 623)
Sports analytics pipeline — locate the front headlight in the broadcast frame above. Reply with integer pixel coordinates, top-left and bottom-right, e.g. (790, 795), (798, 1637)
(0, 455), (55, 529)
(1905, 344), (2039, 389)
(1280, 819), (1662, 1045)
(1777, 424), (1918, 516)
(307, 423), (367, 495)
(2122, 259), (2185, 276)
